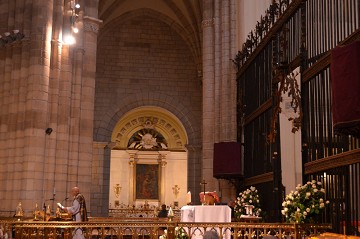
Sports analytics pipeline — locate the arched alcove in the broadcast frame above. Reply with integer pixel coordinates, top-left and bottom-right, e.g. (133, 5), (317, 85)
(108, 106), (189, 209)
(111, 106), (188, 151)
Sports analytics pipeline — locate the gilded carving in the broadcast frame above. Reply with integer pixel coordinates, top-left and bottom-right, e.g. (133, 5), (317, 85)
(201, 18), (214, 28)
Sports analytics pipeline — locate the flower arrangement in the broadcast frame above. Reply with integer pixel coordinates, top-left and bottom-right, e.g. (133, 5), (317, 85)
(234, 186), (261, 218)
(199, 191), (220, 205)
(175, 227), (188, 239)
(282, 180), (330, 223)
(159, 227), (188, 239)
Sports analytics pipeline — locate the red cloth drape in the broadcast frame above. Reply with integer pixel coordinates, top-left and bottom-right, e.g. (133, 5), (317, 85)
(331, 41), (360, 137)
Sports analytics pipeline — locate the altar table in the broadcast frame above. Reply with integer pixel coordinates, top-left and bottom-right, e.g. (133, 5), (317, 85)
(180, 205), (231, 239)
(180, 205), (231, 223)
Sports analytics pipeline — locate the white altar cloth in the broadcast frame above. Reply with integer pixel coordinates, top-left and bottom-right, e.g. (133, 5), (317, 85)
(180, 205), (231, 239)
(180, 205), (231, 223)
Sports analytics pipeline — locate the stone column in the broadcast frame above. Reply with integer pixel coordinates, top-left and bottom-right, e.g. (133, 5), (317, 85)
(216, 0), (238, 202)
(46, 0), (64, 209)
(78, 14), (102, 201)
(127, 150), (138, 204)
(158, 151), (169, 203)
(91, 142), (111, 216)
(214, 0), (237, 142)
(203, 0), (237, 202)
(186, 144), (202, 204)
(202, 0), (216, 192)
(215, 0), (236, 142)
(23, 0), (54, 211)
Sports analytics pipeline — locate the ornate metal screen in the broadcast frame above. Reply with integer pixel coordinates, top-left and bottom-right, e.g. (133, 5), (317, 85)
(236, 0), (360, 233)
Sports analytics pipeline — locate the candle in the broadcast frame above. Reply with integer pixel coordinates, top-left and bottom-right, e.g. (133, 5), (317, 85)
(168, 207), (174, 217)
(53, 188), (56, 195)
(186, 191), (191, 204)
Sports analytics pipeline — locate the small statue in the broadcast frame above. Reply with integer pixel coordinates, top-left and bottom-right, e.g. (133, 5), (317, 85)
(144, 200), (149, 209)
(15, 202), (24, 217)
(46, 205), (51, 215)
(33, 203), (40, 220)
(172, 185), (180, 199)
(55, 207), (61, 218)
(113, 184), (121, 198)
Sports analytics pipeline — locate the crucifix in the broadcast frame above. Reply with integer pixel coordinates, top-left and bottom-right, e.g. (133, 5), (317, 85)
(200, 179), (207, 196)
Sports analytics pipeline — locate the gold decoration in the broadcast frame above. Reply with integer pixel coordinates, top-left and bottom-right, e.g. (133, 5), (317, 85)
(172, 185), (180, 199)
(268, 69), (302, 143)
(33, 203), (40, 220)
(114, 184), (122, 198)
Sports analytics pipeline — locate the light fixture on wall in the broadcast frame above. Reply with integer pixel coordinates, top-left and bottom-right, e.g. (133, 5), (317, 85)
(63, 1), (80, 45)
(45, 128), (53, 135)
(0, 30), (25, 47)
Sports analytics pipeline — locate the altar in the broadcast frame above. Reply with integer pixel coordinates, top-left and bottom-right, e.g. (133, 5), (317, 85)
(180, 205), (231, 239)
(180, 205), (231, 223)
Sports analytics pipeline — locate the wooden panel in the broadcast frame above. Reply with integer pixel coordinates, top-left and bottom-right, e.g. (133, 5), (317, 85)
(304, 149), (360, 174)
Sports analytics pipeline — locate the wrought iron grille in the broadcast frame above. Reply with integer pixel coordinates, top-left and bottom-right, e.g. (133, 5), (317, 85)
(236, 0), (360, 233)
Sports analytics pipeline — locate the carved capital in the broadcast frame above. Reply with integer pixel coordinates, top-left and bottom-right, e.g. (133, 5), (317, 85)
(83, 16), (103, 34)
(127, 150), (139, 167)
(201, 18), (214, 28)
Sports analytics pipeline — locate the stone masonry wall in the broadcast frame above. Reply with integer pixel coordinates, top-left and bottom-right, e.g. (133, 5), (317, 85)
(94, 15), (201, 140)
(92, 14), (202, 213)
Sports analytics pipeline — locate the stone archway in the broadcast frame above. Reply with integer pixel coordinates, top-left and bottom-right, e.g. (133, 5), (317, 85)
(110, 106), (188, 150)
(108, 106), (189, 209)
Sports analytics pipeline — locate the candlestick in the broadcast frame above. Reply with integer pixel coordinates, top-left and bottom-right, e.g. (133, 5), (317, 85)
(186, 191), (192, 205)
(168, 207), (174, 221)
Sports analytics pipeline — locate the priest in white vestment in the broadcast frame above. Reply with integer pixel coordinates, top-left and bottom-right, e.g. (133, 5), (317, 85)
(58, 187), (88, 239)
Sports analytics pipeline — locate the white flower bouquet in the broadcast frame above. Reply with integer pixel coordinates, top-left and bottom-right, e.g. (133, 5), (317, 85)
(234, 186), (261, 218)
(159, 227), (188, 239)
(282, 180), (330, 223)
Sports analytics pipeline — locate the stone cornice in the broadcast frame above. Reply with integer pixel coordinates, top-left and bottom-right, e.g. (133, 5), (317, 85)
(83, 16), (103, 34)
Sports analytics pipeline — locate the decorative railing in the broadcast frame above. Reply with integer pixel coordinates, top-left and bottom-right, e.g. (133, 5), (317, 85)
(234, 0), (297, 70)
(235, 0), (360, 233)
(0, 219), (331, 239)
(108, 208), (181, 219)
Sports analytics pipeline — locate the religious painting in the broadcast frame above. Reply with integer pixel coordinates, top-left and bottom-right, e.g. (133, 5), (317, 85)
(135, 164), (160, 200)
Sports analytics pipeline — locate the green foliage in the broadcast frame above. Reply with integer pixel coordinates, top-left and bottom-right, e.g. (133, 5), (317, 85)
(282, 180), (330, 223)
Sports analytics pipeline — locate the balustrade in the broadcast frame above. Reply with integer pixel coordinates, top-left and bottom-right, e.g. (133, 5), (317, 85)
(0, 219), (331, 239)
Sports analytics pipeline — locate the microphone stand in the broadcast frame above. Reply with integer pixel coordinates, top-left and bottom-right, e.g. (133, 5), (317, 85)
(52, 193), (56, 215)
(43, 203), (46, 222)
(43, 197), (55, 221)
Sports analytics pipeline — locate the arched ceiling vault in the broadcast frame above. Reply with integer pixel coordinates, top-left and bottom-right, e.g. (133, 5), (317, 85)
(98, 0), (202, 66)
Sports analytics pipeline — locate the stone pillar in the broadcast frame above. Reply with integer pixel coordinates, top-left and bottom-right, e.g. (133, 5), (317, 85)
(77, 14), (102, 203)
(0, 0), (37, 213)
(213, 0), (237, 142)
(127, 150), (138, 205)
(220, 0), (236, 141)
(91, 142), (111, 216)
(46, 0), (64, 210)
(158, 151), (169, 203)
(202, 0), (237, 202)
(215, 0), (238, 202)
(202, 0), (216, 192)
(23, 0), (54, 211)
(186, 144), (202, 204)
